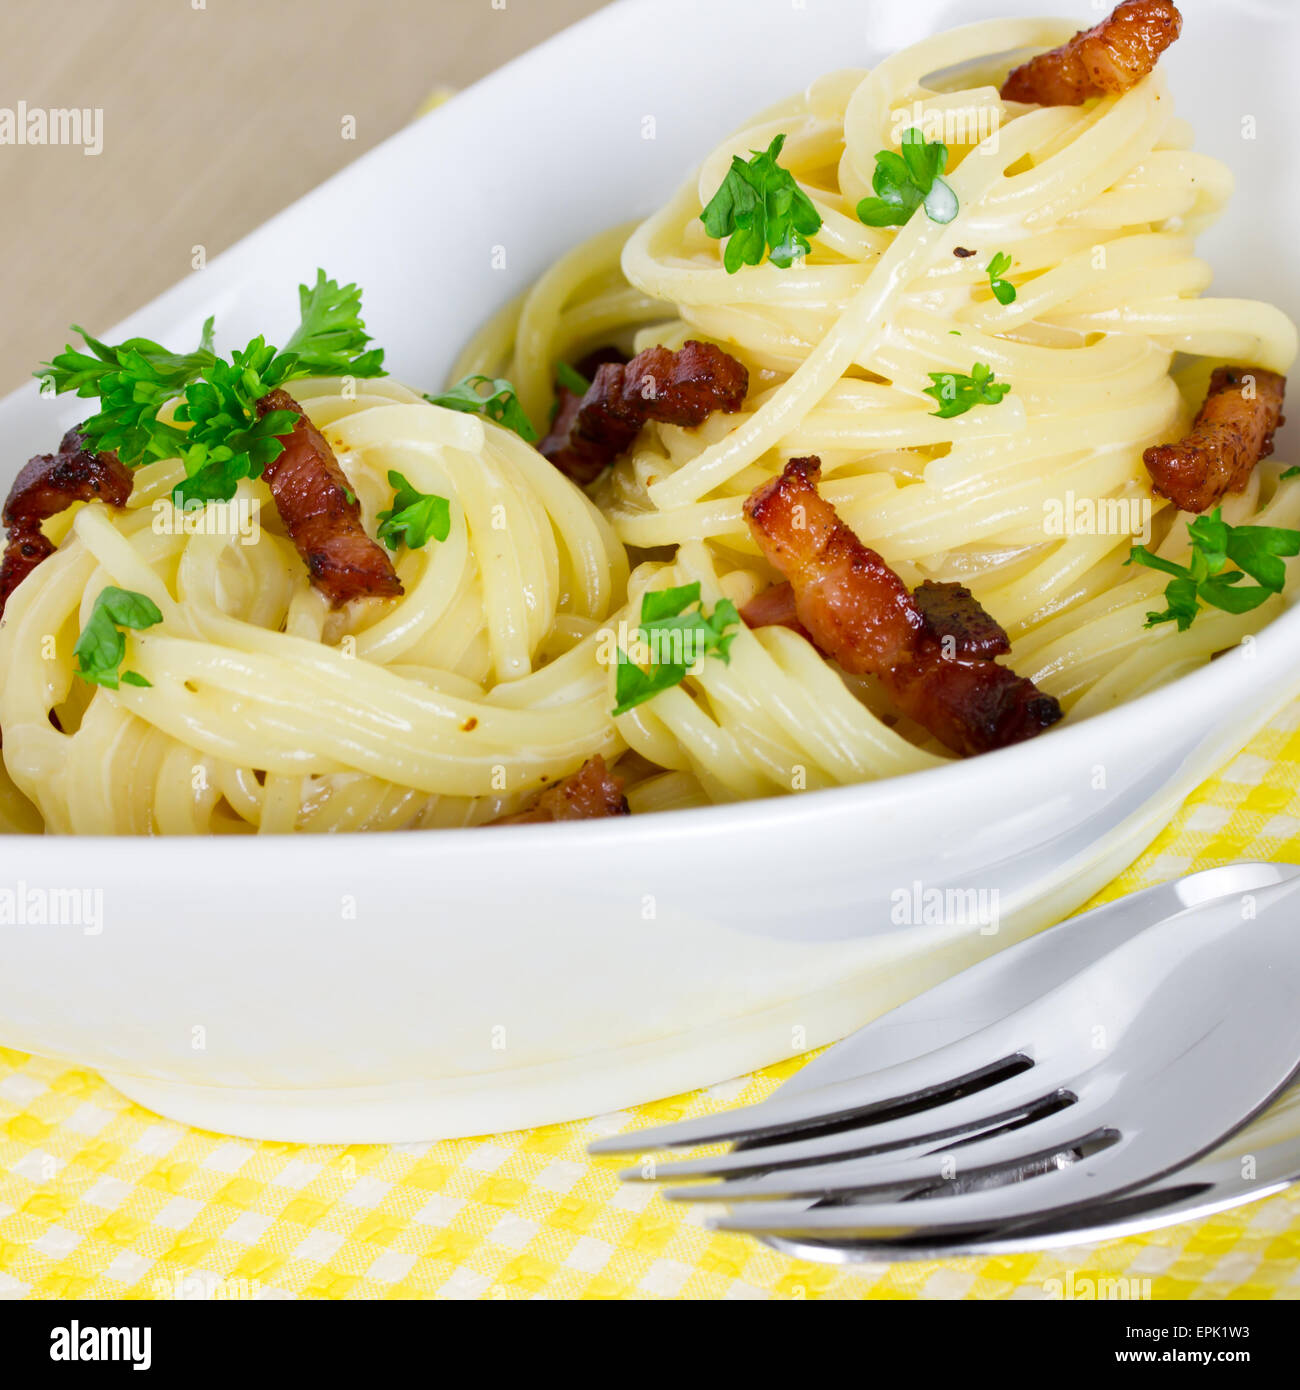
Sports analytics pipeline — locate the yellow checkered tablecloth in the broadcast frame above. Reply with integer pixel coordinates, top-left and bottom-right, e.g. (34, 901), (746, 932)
(3, 709), (1300, 1300)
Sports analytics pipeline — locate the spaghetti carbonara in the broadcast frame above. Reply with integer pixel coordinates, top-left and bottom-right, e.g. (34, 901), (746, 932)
(1, 7), (1295, 833)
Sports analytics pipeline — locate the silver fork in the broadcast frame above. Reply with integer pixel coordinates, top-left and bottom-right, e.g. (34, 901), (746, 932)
(589, 863), (1300, 1246)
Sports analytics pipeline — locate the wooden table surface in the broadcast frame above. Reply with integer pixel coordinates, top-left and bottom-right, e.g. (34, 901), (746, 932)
(0, 0), (609, 393)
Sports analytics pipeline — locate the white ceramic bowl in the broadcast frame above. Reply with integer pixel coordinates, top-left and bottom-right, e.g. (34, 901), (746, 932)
(1, 0), (1297, 1142)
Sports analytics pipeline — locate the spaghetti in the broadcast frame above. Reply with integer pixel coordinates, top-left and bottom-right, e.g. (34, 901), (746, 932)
(462, 16), (1299, 809)
(0, 380), (627, 832)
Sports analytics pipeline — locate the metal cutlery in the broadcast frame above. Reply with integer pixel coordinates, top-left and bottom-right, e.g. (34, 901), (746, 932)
(590, 862), (1300, 1257)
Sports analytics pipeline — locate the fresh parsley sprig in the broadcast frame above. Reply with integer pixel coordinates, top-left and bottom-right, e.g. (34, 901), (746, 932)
(376, 470), (452, 552)
(425, 375), (538, 443)
(1127, 509), (1300, 631)
(986, 251), (1017, 305)
(700, 133), (823, 274)
(171, 340), (304, 502)
(40, 321), (218, 467)
(856, 128), (958, 228)
(37, 272), (388, 504)
(279, 270), (385, 378)
(613, 582), (739, 716)
(923, 362), (1010, 418)
(73, 586), (163, 689)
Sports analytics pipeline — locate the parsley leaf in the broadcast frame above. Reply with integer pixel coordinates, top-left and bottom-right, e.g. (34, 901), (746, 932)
(73, 586), (163, 690)
(923, 362), (1011, 418)
(555, 362), (591, 396)
(278, 270), (387, 379)
(986, 251), (1017, 305)
(612, 581), (739, 716)
(700, 133), (823, 273)
(425, 375), (539, 443)
(856, 128), (958, 228)
(376, 470), (452, 551)
(1126, 508), (1300, 631)
(1280, 466), (1300, 480)
(37, 271), (388, 504)
(171, 339), (302, 503)
(38, 322), (219, 466)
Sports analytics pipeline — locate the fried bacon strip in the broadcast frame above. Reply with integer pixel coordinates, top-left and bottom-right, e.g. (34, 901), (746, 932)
(743, 457), (1061, 756)
(913, 580), (1011, 660)
(494, 755), (629, 825)
(1143, 367), (1287, 514)
(573, 346), (629, 381)
(1000, 0), (1182, 106)
(543, 348), (634, 469)
(740, 580), (806, 637)
(0, 427), (133, 618)
(255, 390), (403, 607)
(539, 339), (748, 485)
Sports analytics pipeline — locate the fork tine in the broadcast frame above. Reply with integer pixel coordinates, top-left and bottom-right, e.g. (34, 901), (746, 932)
(587, 1051), (1032, 1155)
(707, 1141), (1131, 1237)
(617, 1075), (1073, 1183)
(660, 1102), (1106, 1203)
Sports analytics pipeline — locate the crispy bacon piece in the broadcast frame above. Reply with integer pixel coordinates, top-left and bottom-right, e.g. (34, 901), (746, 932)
(745, 458), (925, 673)
(494, 755), (629, 825)
(255, 390), (403, 607)
(0, 427), (133, 618)
(1143, 367), (1287, 514)
(884, 647), (1063, 757)
(743, 457), (1061, 756)
(544, 385), (589, 471)
(738, 579), (1018, 661)
(1000, 0), (1182, 106)
(573, 345), (629, 381)
(539, 339), (748, 485)
(740, 580), (807, 638)
(913, 580), (1011, 660)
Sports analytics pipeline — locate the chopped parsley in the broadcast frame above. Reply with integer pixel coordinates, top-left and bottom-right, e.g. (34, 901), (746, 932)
(923, 363), (1010, 418)
(1127, 509), (1300, 631)
(856, 128), (958, 228)
(376, 470), (452, 552)
(38, 271), (387, 505)
(73, 586), (163, 689)
(612, 582), (739, 716)
(986, 251), (1017, 305)
(425, 375), (538, 443)
(700, 133), (823, 273)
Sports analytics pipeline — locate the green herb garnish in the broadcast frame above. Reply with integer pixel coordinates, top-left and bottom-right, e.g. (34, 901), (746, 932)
(556, 362), (592, 396)
(73, 586), (163, 689)
(169, 341), (305, 503)
(986, 251), (1017, 305)
(1127, 509), (1300, 631)
(425, 375), (538, 443)
(923, 363), (1010, 418)
(38, 271), (387, 504)
(1280, 466), (1300, 480)
(278, 270), (386, 378)
(612, 582), (740, 716)
(856, 128), (958, 228)
(39, 320), (218, 469)
(700, 133), (823, 273)
(376, 470), (452, 552)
